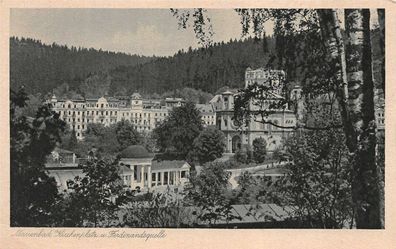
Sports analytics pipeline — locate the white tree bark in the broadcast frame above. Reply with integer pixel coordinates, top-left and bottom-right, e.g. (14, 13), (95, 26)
(345, 8), (383, 229)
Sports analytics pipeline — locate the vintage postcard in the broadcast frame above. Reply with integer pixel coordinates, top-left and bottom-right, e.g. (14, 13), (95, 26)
(0, 0), (395, 248)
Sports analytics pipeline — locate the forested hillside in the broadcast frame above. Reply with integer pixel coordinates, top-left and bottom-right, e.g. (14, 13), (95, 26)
(108, 36), (277, 96)
(10, 37), (153, 95)
(10, 30), (382, 99)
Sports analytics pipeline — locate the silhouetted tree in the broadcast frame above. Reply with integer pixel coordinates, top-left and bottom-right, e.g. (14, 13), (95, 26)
(10, 87), (66, 226)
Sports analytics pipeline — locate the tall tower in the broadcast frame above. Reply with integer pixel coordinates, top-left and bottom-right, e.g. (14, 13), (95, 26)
(245, 67), (286, 96)
(131, 93), (143, 110)
(221, 90), (234, 111)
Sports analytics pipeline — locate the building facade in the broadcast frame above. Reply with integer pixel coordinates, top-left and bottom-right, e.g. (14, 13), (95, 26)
(214, 68), (300, 153)
(50, 93), (217, 139)
(50, 93), (179, 139)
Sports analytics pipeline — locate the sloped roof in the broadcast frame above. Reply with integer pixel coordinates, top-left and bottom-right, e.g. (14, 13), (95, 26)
(194, 204), (293, 225)
(131, 93), (142, 100)
(85, 98), (99, 101)
(106, 97), (120, 102)
(151, 160), (190, 171)
(53, 147), (75, 154)
(165, 97), (184, 102)
(209, 94), (221, 104)
(119, 145), (153, 159)
(196, 104), (214, 113)
(119, 165), (133, 174)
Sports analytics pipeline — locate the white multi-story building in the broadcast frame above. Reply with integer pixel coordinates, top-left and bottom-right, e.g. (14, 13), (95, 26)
(50, 93), (218, 139)
(196, 104), (216, 127)
(50, 93), (173, 139)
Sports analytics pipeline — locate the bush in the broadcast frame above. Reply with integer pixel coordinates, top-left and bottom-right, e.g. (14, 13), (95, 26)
(190, 128), (226, 164)
(234, 144), (253, 164)
(252, 137), (267, 163)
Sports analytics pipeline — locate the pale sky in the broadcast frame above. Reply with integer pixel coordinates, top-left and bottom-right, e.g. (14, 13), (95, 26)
(10, 9), (267, 57)
(10, 9), (378, 57)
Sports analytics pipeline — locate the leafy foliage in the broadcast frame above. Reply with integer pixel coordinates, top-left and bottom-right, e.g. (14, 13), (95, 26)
(190, 127), (226, 164)
(80, 123), (120, 158)
(67, 129), (78, 151)
(10, 87), (66, 226)
(61, 159), (125, 227)
(122, 192), (193, 228)
(184, 162), (240, 225)
(153, 102), (203, 158)
(235, 171), (277, 205)
(239, 130), (354, 228)
(141, 132), (157, 153)
(233, 144), (254, 164)
(115, 120), (142, 150)
(252, 137), (267, 163)
(279, 130), (353, 228)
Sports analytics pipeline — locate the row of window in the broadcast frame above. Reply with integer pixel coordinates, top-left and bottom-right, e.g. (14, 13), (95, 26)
(62, 102), (134, 109)
(151, 171), (187, 180)
(61, 109), (169, 118)
(72, 124), (85, 130)
(64, 110), (119, 116)
(63, 110), (171, 119)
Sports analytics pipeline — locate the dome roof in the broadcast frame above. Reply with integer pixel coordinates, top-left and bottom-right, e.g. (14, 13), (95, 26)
(119, 145), (152, 159)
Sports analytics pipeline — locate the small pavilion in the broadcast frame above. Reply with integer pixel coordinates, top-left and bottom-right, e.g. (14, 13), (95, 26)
(119, 145), (154, 191)
(118, 146), (191, 192)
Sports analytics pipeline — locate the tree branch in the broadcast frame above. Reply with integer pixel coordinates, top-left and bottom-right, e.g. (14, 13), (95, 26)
(251, 117), (343, 131)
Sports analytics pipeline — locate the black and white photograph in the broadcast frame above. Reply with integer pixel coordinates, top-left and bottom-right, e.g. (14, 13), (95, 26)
(8, 7), (386, 230)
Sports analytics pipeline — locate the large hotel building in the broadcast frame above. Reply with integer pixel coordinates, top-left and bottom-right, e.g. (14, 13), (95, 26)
(50, 93), (185, 139)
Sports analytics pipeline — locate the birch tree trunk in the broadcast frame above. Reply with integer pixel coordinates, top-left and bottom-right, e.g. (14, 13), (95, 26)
(377, 9), (385, 94)
(317, 9), (354, 150)
(345, 9), (383, 229)
(376, 8), (386, 229)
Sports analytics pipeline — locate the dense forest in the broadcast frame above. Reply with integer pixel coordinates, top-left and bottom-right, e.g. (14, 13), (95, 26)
(107, 36), (278, 96)
(10, 37), (153, 96)
(10, 36), (279, 99)
(10, 29), (382, 100)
